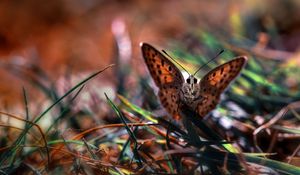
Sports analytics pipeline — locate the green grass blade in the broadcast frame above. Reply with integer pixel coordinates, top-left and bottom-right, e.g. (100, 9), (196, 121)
(118, 95), (158, 123)
(105, 93), (143, 167)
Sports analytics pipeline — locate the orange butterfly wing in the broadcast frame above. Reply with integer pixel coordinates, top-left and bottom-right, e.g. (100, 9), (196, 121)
(197, 57), (247, 117)
(141, 43), (184, 119)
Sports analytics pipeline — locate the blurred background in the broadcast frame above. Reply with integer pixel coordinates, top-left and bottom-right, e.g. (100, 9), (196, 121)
(0, 0), (299, 112)
(0, 0), (300, 173)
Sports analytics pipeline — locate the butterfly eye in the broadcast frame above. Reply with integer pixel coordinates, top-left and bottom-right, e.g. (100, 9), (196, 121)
(187, 78), (191, 84)
(194, 78), (197, 83)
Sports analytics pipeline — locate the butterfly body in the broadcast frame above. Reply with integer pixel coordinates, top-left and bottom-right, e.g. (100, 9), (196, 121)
(180, 75), (201, 106)
(141, 43), (247, 119)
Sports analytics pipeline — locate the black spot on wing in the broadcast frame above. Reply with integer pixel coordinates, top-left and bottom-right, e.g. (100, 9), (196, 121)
(220, 67), (224, 74)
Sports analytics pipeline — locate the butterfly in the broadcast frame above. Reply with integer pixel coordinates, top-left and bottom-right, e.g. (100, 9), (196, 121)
(141, 43), (247, 119)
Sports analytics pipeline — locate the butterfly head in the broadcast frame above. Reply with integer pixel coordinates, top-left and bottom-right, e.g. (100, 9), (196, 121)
(181, 75), (201, 103)
(186, 76), (197, 84)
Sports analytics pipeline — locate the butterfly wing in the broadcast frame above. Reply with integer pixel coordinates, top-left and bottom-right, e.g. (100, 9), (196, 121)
(158, 87), (181, 120)
(141, 43), (184, 119)
(141, 43), (184, 87)
(197, 56), (247, 117)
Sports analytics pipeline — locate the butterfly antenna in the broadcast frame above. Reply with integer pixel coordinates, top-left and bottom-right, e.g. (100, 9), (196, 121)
(193, 49), (224, 76)
(162, 50), (190, 75)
